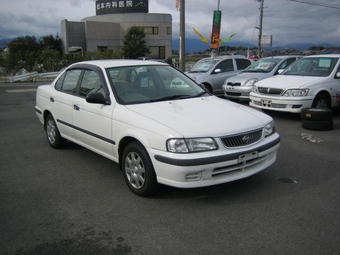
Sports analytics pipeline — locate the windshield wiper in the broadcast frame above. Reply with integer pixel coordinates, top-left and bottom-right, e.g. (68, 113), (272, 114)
(150, 94), (192, 102)
(188, 70), (206, 73)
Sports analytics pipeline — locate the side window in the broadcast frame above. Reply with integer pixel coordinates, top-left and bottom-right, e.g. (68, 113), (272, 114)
(279, 58), (296, 70)
(55, 73), (66, 91)
(79, 70), (104, 97)
(215, 59), (234, 73)
(235, 59), (252, 70)
(59, 69), (82, 94)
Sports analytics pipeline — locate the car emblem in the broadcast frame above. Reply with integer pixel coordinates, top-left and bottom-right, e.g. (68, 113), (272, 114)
(267, 88), (271, 93)
(242, 134), (250, 144)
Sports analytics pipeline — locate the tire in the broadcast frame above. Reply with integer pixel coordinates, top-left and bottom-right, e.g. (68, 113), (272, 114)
(312, 94), (330, 109)
(122, 142), (159, 197)
(203, 84), (212, 94)
(301, 108), (333, 121)
(302, 119), (333, 131)
(45, 114), (66, 149)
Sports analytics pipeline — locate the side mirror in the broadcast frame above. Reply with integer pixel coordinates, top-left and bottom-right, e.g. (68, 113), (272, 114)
(336, 72), (340, 78)
(86, 93), (110, 105)
(277, 69), (285, 75)
(213, 68), (222, 74)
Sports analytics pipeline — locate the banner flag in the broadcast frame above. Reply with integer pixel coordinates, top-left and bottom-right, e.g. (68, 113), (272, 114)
(192, 27), (210, 44)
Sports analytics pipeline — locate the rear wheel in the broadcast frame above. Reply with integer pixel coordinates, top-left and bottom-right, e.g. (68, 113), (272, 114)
(122, 142), (159, 197)
(45, 114), (66, 149)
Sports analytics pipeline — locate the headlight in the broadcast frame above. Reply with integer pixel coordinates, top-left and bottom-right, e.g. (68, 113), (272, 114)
(282, 89), (309, 97)
(252, 85), (258, 93)
(167, 138), (218, 153)
(263, 121), (275, 137)
(244, 78), (258, 87)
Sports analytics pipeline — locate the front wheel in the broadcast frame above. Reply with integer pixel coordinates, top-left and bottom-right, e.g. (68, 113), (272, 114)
(122, 142), (159, 197)
(45, 114), (66, 149)
(312, 94), (329, 109)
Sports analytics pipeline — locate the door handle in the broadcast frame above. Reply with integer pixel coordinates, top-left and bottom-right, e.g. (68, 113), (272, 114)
(50, 97), (54, 102)
(73, 104), (80, 111)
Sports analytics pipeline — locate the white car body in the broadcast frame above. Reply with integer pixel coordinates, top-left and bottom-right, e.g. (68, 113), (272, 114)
(35, 60), (280, 196)
(249, 54), (340, 113)
(223, 56), (300, 100)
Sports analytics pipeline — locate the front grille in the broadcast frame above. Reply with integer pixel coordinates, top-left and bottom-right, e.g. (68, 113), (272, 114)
(227, 82), (241, 86)
(258, 87), (283, 95)
(220, 129), (262, 148)
(226, 92), (241, 96)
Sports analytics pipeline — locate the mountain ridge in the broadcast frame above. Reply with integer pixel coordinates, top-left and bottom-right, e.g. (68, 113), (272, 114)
(172, 38), (337, 53)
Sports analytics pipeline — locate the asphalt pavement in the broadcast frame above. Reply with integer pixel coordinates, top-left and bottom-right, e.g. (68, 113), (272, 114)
(1, 82), (340, 255)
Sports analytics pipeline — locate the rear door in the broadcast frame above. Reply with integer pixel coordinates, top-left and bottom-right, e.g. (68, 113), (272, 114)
(52, 69), (82, 140)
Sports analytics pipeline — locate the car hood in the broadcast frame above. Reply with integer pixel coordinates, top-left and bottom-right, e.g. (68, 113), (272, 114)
(186, 72), (207, 80)
(227, 72), (272, 83)
(126, 96), (271, 137)
(255, 75), (325, 89)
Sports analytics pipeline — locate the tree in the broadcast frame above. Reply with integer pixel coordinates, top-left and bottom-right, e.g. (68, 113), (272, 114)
(122, 26), (150, 59)
(5, 36), (40, 71)
(40, 34), (63, 54)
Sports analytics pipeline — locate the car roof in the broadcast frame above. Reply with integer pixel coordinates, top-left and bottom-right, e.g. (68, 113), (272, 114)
(201, 55), (247, 61)
(69, 59), (168, 69)
(262, 55), (301, 60)
(303, 54), (340, 58)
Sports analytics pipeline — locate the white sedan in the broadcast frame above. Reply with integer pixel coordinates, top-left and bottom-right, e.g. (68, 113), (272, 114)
(35, 60), (280, 196)
(250, 54), (340, 113)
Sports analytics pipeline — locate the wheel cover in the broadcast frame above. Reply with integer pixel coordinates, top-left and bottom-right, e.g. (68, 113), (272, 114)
(315, 98), (328, 108)
(46, 119), (56, 144)
(125, 152), (146, 189)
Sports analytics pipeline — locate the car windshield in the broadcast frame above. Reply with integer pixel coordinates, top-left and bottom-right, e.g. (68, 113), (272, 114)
(243, 58), (281, 73)
(282, 57), (338, 77)
(106, 65), (207, 104)
(188, 59), (220, 73)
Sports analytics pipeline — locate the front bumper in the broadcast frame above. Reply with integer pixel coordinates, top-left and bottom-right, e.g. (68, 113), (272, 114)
(149, 134), (280, 188)
(249, 93), (313, 113)
(223, 85), (252, 99)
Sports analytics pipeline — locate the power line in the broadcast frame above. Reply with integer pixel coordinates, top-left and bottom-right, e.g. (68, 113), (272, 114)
(287, 0), (340, 9)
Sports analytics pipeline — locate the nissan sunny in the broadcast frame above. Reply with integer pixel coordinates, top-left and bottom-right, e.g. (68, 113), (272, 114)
(35, 60), (280, 196)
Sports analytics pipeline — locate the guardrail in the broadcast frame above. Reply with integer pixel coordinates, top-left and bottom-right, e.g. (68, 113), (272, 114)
(9, 71), (60, 83)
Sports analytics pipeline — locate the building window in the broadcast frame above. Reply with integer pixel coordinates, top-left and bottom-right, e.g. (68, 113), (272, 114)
(98, 46), (108, 51)
(167, 27), (171, 35)
(149, 46), (165, 59)
(143, 27), (159, 35)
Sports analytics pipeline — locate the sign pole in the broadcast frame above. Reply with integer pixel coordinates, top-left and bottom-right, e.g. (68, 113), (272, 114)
(179, 0), (185, 72)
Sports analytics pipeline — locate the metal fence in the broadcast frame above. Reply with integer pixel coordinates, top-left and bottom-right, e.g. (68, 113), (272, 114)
(7, 71), (60, 83)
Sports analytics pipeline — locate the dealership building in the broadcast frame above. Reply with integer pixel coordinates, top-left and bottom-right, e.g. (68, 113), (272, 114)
(61, 0), (172, 60)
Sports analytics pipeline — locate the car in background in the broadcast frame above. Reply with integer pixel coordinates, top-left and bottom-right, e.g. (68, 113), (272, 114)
(35, 60), (280, 197)
(249, 54), (340, 113)
(186, 56), (253, 95)
(223, 55), (300, 100)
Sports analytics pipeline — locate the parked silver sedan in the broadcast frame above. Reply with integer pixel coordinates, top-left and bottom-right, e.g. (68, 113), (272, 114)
(223, 56), (300, 100)
(186, 56), (253, 95)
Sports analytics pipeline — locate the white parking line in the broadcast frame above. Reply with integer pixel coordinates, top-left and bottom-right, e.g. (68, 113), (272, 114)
(6, 89), (37, 93)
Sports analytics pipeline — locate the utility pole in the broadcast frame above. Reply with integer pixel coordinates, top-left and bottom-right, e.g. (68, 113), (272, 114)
(258, 0), (264, 58)
(179, 0), (185, 72)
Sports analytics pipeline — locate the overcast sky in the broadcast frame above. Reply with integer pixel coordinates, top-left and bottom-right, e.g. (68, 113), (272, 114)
(0, 0), (339, 47)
